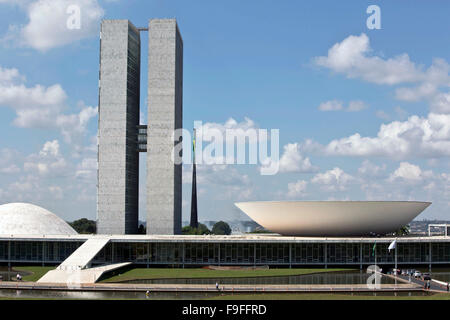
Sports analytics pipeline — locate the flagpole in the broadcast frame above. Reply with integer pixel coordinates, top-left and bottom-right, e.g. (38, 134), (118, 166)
(374, 241), (377, 273)
(395, 238), (398, 286)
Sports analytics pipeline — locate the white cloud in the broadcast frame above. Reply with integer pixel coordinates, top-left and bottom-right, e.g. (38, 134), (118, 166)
(395, 83), (437, 102)
(277, 143), (317, 173)
(375, 110), (390, 121)
(315, 34), (450, 115)
(258, 143), (317, 175)
(24, 140), (67, 176)
(311, 167), (354, 192)
(40, 140), (60, 157)
(197, 117), (261, 143)
(318, 100), (343, 111)
(0, 66), (97, 144)
(0, 164), (20, 174)
(4, 0), (104, 51)
(388, 162), (433, 183)
(347, 100), (367, 112)
(195, 164), (250, 187)
(430, 92), (450, 114)
(287, 180), (307, 198)
(75, 157), (97, 179)
(358, 160), (386, 177)
(55, 103), (98, 144)
(315, 33), (423, 85)
(0, 148), (22, 174)
(303, 113), (450, 159)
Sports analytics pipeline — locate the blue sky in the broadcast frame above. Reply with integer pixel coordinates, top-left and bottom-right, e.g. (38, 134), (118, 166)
(0, 0), (448, 223)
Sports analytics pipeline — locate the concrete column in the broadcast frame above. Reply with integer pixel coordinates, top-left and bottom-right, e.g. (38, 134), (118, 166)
(429, 242), (432, 272)
(289, 243), (292, 269)
(147, 242), (150, 268)
(42, 241), (45, 267)
(360, 243), (363, 270)
(111, 242), (115, 263)
(182, 243), (185, 268)
(8, 240), (10, 269)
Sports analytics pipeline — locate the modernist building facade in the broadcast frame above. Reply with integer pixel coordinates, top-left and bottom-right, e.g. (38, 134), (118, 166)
(1, 235), (450, 269)
(97, 19), (183, 235)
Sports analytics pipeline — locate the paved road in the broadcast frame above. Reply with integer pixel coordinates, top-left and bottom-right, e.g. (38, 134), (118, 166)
(391, 274), (449, 293)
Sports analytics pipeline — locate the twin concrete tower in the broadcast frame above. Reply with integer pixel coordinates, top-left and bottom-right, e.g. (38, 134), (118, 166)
(97, 19), (183, 235)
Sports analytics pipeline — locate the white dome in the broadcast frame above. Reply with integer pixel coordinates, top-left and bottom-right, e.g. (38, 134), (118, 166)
(235, 201), (431, 236)
(0, 203), (77, 235)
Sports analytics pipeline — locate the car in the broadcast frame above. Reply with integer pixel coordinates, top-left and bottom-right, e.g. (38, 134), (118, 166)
(423, 273), (432, 281)
(401, 269), (408, 276)
(414, 271), (422, 278)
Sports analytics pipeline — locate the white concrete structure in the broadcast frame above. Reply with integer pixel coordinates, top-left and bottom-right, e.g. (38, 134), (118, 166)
(58, 238), (110, 271)
(38, 262), (131, 284)
(146, 19), (183, 235)
(0, 203), (77, 235)
(97, 20), (141, 234)
(235, 201), (431, 236)
(38, 236), (132, 284)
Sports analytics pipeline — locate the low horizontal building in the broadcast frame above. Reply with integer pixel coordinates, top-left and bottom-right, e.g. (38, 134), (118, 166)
(0, 234), (449, 269)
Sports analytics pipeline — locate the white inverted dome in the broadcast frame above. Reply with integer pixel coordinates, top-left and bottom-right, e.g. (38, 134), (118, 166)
(235, 201), (431, 236)
(0, 203), (77, 235)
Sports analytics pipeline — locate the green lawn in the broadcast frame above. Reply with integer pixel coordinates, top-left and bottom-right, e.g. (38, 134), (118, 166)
(100, 267), (354, 283)
(12, 266), (54, 282)
(209, 292), (450, 300)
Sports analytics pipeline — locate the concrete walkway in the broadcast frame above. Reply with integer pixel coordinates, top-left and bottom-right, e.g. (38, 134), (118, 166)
(37, 262), (131, 284)
(58, 238), (110, 271)
(385, 273), (450, 293)
(37, 237), (128, 284)
(0, 281), (423, 293)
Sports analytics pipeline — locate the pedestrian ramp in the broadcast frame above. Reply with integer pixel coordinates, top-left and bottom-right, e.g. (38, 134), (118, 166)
(38, 237), (130, 284)
(58, 237), (111, 271)
(37, 262), (131, 284)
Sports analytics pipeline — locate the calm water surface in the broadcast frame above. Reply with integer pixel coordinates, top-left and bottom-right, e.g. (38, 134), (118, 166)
(0, 270), (432, 300)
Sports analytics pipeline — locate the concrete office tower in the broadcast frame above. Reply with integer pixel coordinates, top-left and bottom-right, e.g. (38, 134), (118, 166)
(97, 20), (141, 234)
(147, 19), (183, 234)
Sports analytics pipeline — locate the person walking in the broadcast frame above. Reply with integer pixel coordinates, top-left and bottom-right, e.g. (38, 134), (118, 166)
(446, 283), (449, 292)
(215, 282), (219, 291)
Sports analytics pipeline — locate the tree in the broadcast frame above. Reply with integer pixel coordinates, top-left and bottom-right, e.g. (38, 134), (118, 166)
(211, 221), (231, 235)
(394, 225), (410, 236)
(69, 218), (96, 234)
(182, 223), (211, 235)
